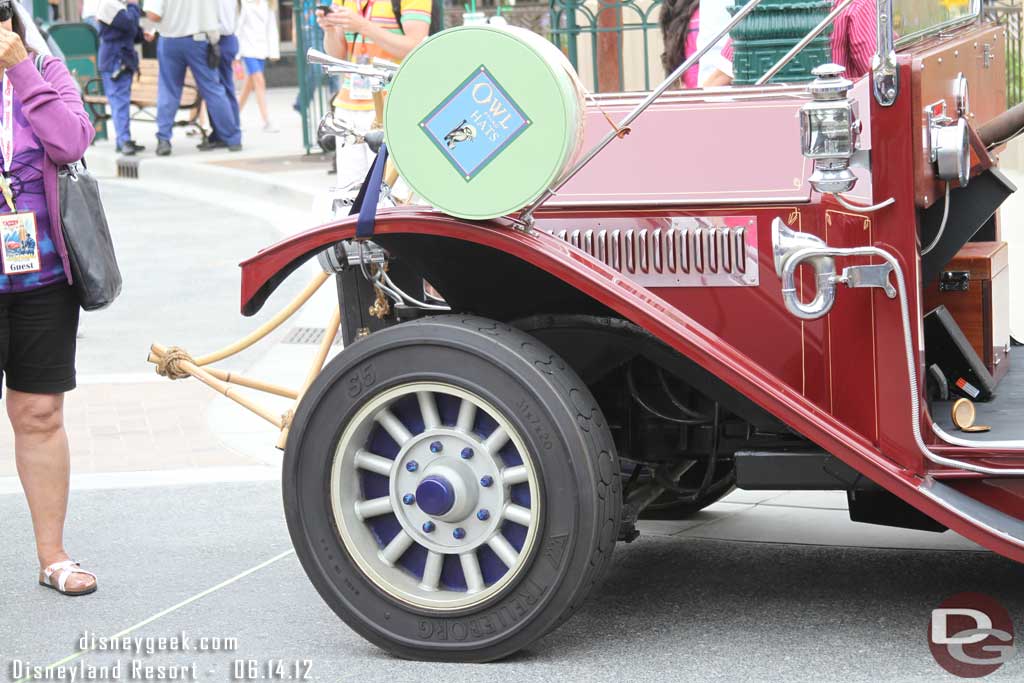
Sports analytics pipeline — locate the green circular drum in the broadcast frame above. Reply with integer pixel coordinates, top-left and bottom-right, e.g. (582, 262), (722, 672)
(384, 26), (585, 220)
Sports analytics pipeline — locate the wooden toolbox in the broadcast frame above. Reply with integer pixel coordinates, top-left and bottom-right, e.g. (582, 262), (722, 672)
(924, 242), (1011, 384)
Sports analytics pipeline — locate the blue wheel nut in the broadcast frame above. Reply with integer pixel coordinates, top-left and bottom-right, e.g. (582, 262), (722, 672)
(453, 527), (466, 540)
(480, 475), (493, 487)
(477, 509), (490, 521)
(402, 493), (415, 505)
(461, 447), (474, 459)
(422, 521), (435, 533)
(406, 460), (418, 472)
(430, 441), (443, 453)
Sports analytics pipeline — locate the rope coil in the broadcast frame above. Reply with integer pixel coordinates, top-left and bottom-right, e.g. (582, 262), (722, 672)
(155, 346), (197, 380)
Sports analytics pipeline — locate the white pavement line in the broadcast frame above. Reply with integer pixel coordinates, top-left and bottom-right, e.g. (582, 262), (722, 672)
(0, 466), (280, 495)
(17, 549), (296, 683)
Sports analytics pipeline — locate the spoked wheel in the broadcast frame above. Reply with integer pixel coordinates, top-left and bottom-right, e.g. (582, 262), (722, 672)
(283, 316), (621, 662)
(331, 381), (541, 610)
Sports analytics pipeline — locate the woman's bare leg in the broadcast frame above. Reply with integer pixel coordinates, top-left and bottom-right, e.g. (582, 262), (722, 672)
(239, 75), (254, 112)
(9, 389), (94, 592)
(254, 72), (271, 126)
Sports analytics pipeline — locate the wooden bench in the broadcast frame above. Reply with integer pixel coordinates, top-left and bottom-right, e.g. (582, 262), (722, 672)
(83, 58), (208, 140)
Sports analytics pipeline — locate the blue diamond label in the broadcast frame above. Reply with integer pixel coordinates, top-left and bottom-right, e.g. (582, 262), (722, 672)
(420, 66), (531, 181)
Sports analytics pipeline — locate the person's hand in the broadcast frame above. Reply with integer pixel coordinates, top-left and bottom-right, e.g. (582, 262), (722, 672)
(0, 27), (28, 70)
(143, 32), (156, 42)
(316, 8), (348, 33)
(334, 8), (372, 34)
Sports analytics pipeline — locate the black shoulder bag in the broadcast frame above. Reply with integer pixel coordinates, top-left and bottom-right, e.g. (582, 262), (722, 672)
(35, 54), (122, 311)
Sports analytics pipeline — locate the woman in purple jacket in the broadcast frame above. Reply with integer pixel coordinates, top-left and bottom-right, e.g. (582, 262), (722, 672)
(0, 1), (97, 595)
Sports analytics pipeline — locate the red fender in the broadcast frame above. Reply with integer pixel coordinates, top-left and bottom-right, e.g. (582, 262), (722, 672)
(239, 208), (1024, 562)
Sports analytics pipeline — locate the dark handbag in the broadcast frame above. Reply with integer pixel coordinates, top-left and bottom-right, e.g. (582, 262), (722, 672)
(58, 162), (123, 311)
(32, 54), (121, 311)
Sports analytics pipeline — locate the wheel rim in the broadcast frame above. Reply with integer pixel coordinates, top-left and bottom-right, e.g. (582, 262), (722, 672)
(330, 382), (542, 611)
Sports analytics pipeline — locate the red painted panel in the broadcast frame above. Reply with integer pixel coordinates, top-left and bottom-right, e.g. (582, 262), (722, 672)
(824, 208), (881, 444)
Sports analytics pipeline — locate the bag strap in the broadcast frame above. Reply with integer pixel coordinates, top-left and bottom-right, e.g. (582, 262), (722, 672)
(31, 53), (86, 171)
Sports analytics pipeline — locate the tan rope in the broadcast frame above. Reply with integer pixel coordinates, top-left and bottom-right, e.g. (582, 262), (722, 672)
(154, 346), (196, 380)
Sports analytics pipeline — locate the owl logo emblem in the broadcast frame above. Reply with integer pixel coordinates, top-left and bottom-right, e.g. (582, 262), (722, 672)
(444, 120), (477, 150)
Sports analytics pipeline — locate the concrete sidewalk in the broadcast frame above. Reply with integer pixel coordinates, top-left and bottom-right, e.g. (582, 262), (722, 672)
(89, 87), (331, 221)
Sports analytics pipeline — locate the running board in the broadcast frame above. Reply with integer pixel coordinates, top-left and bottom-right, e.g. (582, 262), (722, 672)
(919, 478), (1024, 548)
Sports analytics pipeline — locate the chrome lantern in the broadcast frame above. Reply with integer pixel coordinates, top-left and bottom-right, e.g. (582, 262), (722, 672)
(799, 64), (861, 194)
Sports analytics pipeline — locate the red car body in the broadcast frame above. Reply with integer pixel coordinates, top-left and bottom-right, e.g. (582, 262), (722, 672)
(240, 22), (1024, 562)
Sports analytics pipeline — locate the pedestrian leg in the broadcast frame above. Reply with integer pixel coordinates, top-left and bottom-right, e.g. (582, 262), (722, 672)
(155, 36), (188, 142)
(219, 35), (241, 133)
(183, 40), (241, 147)
(101, 70), (133, 149)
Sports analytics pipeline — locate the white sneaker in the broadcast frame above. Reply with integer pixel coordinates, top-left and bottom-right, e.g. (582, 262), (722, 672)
(263, 121), (280, 133)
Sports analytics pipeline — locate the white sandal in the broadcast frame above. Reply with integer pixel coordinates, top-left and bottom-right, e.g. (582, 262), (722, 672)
(39, 559), (98, 596)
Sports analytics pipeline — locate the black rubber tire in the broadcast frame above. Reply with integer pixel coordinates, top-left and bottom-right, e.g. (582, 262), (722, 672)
(283, 315), (621, 662)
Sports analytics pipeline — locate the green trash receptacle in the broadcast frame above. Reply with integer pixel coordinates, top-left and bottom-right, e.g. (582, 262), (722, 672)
(729, 0), (834, 85)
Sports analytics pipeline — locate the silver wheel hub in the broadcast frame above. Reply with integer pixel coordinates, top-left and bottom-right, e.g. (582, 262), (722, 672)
(330, 382), (541, 611)
(390, 430), (505, 552)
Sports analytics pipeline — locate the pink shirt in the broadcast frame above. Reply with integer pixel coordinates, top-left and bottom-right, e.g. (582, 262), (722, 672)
(721, 0), (876, 79)
(681, 9), (700, 89)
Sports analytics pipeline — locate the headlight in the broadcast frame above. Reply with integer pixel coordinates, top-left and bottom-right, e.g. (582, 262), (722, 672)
(799, 64), (860, 194)
(801, 104), (855, 159)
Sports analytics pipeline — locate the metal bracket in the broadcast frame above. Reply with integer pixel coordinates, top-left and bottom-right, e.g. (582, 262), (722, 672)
(835, 263), (897, 298)
(872, 0), (899, 107)
(317, 241), (388, 273)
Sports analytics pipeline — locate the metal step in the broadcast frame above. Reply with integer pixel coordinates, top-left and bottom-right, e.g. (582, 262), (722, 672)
(920, 478), (1024, 546)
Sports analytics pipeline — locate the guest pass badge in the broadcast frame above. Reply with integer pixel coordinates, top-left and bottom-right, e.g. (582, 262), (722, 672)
(0, 74), (39, 275)
(347, 54), (374, 101)
(346, 0), (375, 100)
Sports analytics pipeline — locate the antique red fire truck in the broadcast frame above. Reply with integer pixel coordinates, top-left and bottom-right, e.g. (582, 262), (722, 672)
(152, 0), (1024, 663)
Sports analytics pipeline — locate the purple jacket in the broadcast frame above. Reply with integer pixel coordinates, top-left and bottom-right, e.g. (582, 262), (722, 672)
(6, 55), (96, 284)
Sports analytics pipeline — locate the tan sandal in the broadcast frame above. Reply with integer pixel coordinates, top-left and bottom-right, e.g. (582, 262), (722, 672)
(39, 559), (98, 596)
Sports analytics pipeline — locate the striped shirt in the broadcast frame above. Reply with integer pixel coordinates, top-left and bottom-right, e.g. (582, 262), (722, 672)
(720, 0), (876, 80)
(334, 0), (432, 111)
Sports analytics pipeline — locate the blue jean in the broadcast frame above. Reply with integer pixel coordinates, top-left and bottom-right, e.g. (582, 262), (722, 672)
(156, 36), (241, 146)
(101, 70), (133, 147)
(210, 34), (240, 143)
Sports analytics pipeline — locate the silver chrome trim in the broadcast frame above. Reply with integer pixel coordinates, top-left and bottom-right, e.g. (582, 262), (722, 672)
(548, 217), (759, 288)
(932, 424), (1024, 450)
(872, 0), (899, 107)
